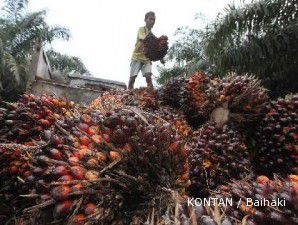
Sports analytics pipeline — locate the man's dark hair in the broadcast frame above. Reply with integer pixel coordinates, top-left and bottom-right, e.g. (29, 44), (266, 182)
(145, 11), (155, 20)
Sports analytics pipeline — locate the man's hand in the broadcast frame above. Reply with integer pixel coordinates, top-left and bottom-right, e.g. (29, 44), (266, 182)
(160, 58), (166, 65)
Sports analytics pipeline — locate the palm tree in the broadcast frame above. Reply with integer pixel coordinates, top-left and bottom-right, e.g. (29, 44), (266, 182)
(157, 26), (212, 85)
(46, 49), (90, 77)
(0, 0), (70, 101)
(203, 0), (298, 97)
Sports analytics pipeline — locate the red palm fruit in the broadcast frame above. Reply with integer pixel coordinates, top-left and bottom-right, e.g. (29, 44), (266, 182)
(53, 200), (74, 219)
(169, 141), (179, 154)
(53, 165), (69, 177)
(53, 135), (63, 147)
(69, 155), (80, 165)
(79, 136), (90, 146)
(96, 152), (107, 162)
(70, 214), (85, 225)
(36, 155), (51, 165)
(32, 167), (44, 176)
(49, 148), (62, 160)
(85, 170), (99, 180)
(103, 127), (111, 135)
(256, 176), (270, 184)
(81, 114), (92, 125)
(12, 149), (22, 157)
(71, 166), (86, 180)
(78, 123), (89, 132)
(9, 166), (18, 174)
(109, 151), (121, 161)
(22, 170), (31, 178)
(86, 157), (98, 167)
(123, 143), (132, 152)
(51, 185), (71, 201)
(78, 147), (91, 159)
(84, 203), (97, 215)
(58, 175), (74, 182)
(51, 98), (60, 107)
(91, 134), (104, 144)
(71, 183), (85, 192)
(88, 126), (99, 136)
(39, 119), (51, 127)
(103, 134), (111, 143)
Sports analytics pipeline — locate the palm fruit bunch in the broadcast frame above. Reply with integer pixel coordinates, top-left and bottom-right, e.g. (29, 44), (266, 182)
(0, 93), (190, 224)
(251, 94), (298, 177)
(158, 75), (186, 108)
(100, 109), (189, 221)
(159, 72), (268, 128)
(154, 106), (193, 139)
(19, 108), (189, 224)
(143, 33), (168, 61)
(187, 122), (252, 197)
(216, 175), (298, 225)
(218, 73), (268, 123)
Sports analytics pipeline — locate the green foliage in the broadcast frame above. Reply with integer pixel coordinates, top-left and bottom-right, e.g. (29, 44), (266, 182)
(0, 0), (71, 101)
(203, 0), (298, 97)
(47, 49), (89, 76)
(157, 26), (212, 85)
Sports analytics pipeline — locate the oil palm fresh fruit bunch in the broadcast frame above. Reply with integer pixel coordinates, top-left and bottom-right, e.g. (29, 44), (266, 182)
(187, 122), (252, 197)
(158, 75), (186, 109)
(143, 33), (168, 61)
(1, 98), (190, 224)
(217, 175), (298, 225)
(95, 108), (189, 222)
(219, 73), (268, 123)
(252, 95), (298, 177)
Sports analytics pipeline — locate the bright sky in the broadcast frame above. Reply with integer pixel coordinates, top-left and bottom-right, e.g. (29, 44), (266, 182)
(1, 0), (237, 87)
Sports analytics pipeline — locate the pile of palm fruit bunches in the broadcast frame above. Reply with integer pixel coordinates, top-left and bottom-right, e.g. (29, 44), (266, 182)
(0, 71), (297, 225)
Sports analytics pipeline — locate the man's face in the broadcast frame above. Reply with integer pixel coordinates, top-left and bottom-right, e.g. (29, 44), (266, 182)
(145, 15), (155, 29)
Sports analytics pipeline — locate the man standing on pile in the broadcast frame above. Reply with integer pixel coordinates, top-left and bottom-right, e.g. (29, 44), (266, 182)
(128, 11), (160, 90)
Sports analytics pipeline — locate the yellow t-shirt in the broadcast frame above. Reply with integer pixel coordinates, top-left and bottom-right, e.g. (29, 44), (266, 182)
(131, 26), (151, 63)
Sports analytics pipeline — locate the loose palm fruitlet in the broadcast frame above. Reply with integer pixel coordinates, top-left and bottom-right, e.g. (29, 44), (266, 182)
(187, 122), (252, 197)
(143, 33), (168, 61)
(252, 95), (298, 177)
(217, 175), (298, 225)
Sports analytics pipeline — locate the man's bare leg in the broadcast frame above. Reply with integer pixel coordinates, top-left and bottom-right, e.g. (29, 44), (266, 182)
(128, 76), (136, 90)
(145, 74), (153, 89)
